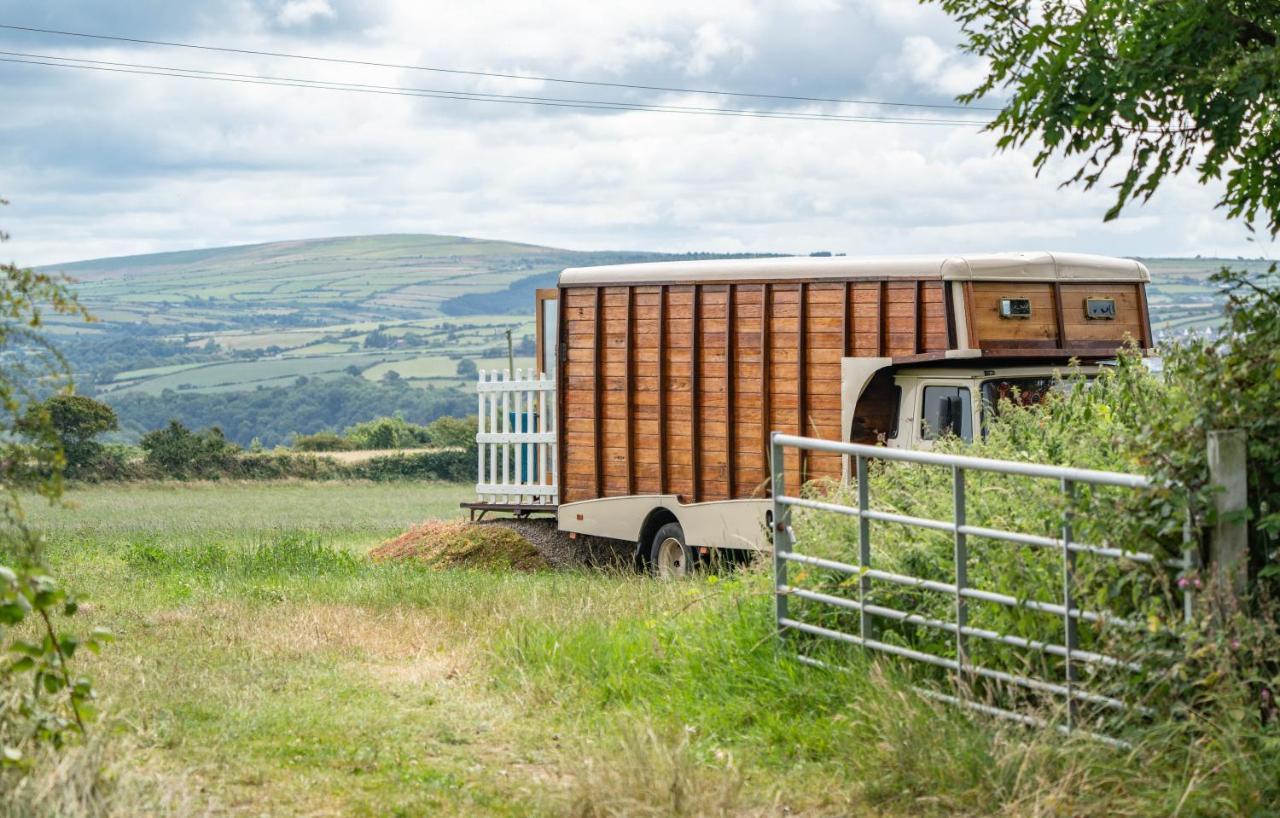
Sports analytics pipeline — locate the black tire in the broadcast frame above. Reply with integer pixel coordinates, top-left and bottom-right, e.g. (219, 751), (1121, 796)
(649, 522), (694, 579)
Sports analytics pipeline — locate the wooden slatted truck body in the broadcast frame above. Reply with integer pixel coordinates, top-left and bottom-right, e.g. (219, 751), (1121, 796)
(474, 251), (1152, 573)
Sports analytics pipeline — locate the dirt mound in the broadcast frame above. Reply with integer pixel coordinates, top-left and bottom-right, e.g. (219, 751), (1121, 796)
(486, 518), (634, 570)
(369, 520), (548, 571)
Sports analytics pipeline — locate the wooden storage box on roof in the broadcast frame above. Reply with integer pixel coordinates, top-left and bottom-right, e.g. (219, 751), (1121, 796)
(556, 252), (1151, 506)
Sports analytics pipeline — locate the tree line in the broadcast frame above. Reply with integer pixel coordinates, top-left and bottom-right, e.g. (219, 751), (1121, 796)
(31, 392), (478, 483)
(105, 374), (474, 448)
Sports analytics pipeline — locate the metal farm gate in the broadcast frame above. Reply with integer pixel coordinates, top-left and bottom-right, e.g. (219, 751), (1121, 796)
(769, 433), (1195, 744)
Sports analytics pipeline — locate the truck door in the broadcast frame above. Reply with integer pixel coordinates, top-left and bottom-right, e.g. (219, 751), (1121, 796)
(917, 383), (974, 450)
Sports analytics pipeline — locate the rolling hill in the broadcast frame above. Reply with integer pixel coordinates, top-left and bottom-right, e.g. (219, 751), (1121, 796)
(34, 235), (1249, 444)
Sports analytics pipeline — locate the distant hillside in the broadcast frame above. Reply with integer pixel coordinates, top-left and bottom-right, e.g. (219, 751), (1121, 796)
(32, 235), (1251, 443)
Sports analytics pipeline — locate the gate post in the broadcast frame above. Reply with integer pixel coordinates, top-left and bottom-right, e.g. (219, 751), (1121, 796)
(1207, 430), (1248, 610)
(771, 434), (789, 637)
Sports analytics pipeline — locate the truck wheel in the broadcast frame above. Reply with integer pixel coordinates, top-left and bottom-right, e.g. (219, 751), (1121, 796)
(650, 522), (694, 579)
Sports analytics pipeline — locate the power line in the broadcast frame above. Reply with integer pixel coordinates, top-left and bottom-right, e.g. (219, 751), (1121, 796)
(0, 52), (990, 126)
(0, 22), (1002, 113)
(0, 50), (983, 124)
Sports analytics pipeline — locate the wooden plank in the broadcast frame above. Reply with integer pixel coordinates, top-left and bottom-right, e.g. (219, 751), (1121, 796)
(624, 286), (635, 495)
(797, 283), (808, 481)
(841, 280), (851, 357)
(944, 281), (958, 349)
(760, 283), (771, 476)
(690, 284), (702, 502)
(913, 279), (924, 355)
(877, 281), (887, 356)
(963, 282), (976, 352)
(725, 284), (736, 499)
(658, 285), (668, 495)
(592, 286), (604, 500)
(557, 286), (569, 501)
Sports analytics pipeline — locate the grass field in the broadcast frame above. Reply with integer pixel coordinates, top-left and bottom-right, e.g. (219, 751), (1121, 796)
(10, 481), (1274, 817)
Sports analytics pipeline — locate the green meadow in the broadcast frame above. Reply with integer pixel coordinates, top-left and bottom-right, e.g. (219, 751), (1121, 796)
(9, 481), (1274, 817)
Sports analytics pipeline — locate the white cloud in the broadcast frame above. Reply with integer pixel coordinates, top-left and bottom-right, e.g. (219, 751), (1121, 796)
(683, 23), (753, 77)
(887, 35), (988, 97)
(276, 0), (335, 27)
(0, 0), (1273, 267)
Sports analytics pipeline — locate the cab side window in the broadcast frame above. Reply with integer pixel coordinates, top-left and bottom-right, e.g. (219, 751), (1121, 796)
(921, 386), (973, 442)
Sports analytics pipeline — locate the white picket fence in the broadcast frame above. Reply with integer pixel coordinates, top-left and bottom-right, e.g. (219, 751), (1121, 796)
(475, 369), (558, 506)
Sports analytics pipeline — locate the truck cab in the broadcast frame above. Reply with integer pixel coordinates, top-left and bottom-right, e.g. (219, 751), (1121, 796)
(887, 364), (1098, 450)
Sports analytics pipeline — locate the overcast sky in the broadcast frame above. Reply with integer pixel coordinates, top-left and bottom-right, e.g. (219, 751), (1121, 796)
(0, 0), (1271, 266)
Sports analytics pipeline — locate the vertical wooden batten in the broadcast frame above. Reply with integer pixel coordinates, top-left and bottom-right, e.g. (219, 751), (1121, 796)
(1052, 282), (1067, 349)
(624, 286), (635, 496)
(876, 281), (887, 356)
(760, 284), (772, 475)
(555, 286), (568, 503)
(913, 279), (924, 355)
(657, 285), (668, 495)
(725, 284), (736, 499)
(944, 281), (958, 350)
(840, 281), (851, 358)
(796, 283), (808, 482)
(962, 282), (977, 352)
(690, 284), (702, 503)
(592, 286), (604, 499)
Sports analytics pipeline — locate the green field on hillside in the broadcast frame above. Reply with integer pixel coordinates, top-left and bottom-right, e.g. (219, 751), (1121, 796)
(34, 236), (1260, 444)
(40, 234), (687, 403)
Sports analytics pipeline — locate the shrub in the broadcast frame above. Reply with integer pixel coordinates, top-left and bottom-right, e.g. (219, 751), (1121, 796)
(342, 416), (428, 450)
(423, 415), (476, 449)
(139, 420), (239, 479)
(354, 449), (474, 483)
(291, 431), (355, 452)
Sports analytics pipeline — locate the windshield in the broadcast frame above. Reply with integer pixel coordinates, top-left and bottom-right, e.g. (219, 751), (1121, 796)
(981, 377), (1055, 415)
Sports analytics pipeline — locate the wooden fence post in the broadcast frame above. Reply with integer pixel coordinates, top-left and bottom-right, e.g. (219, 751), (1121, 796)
(1207, 429), (1249, 610)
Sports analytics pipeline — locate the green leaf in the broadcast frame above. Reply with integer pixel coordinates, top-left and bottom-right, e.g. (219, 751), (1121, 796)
(9, 639), (43, 658)
(8, 656), (35, 673)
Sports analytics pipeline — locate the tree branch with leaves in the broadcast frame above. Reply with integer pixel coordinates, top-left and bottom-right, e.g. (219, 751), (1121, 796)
(0, 197), (108, 770)
(930, 0), (1280, 233)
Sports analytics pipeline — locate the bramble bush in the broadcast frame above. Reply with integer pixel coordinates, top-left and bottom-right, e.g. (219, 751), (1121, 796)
(794, 266), (1279, 745)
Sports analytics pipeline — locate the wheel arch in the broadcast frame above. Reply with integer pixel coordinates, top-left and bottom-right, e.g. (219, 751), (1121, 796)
(635, 506), (680, 569)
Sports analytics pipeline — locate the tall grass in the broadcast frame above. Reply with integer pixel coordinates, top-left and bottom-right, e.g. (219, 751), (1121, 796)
(500, 567), (1280, 816)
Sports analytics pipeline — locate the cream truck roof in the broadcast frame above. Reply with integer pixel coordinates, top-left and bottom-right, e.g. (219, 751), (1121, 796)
(559, 251), (1150, 286)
